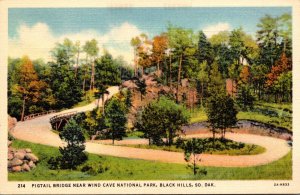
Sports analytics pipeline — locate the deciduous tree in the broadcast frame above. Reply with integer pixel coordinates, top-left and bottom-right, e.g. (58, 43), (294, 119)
(16, 56), (46, 121)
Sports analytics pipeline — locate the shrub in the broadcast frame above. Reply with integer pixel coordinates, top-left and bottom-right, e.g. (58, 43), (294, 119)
(79, 162), (109, 175)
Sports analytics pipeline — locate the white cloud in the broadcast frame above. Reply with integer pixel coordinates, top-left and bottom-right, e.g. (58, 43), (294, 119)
(203, 22), (231, 38)
(9, 23), (56, 61)
(9, 22), (145, 64)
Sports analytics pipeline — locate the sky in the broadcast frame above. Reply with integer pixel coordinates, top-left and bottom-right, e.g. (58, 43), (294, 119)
(8, 7), (291, 64)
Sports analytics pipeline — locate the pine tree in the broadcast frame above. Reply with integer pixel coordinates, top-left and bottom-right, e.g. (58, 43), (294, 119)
(206, 93), (237, 141)
(59, 119), (87, 169)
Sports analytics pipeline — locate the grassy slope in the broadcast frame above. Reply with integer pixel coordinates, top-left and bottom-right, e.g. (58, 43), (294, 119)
(8, 140), (291, 181)
(237, 111), (291, 131)
(189, 102), (292, 131)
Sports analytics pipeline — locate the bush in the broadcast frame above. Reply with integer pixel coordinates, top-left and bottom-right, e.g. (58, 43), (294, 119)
(79, 162), (109, 175)
(48, 156), (61, 170)
(176, 138), (246, 153)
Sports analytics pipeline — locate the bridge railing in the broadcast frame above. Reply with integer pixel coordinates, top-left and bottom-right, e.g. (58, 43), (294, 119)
(49, 111), (78, 124)
(23, 110), (57, 121)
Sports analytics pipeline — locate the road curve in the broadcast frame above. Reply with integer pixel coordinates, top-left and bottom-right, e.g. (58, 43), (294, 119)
(11, 86), (291, 167)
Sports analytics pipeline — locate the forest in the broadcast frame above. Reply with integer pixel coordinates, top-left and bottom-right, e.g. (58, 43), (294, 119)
(8, 13), (292, 123)
(7, 10), (293, 181)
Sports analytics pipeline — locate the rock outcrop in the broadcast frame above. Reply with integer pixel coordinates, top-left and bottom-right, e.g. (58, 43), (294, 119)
(8, 115), (17, 131)
(7, 115), (39, 172)
(7, 147), (39, 172)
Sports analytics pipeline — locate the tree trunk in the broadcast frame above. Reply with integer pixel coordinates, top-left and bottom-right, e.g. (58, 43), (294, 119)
(157, 60), (160, 75)
(231, 79), (234, 97)
(176, 54), (182, 103)
(83, 55), (88, 92)
(90, 58), (95, 90)
(193, 153), (196, 175)
(21, 97), (26, 121)
(168, 130), (173, 146)
(134, 48), (138, 77)
(102, 94), (105, 113)
(169, 55), (172, 87)
(112, 130), (115, 145)
(200, 82), (204, 107)
(212, 129), (215, 149)
(75, 51), (79, 78)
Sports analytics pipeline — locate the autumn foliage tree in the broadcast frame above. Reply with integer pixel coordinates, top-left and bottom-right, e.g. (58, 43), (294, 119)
(266, 52), (291, 102)
(16, 56), (46, 121)
(239, 65), (250, 84)
(152, 34), (168, 76)
(266, 52), (290, 87)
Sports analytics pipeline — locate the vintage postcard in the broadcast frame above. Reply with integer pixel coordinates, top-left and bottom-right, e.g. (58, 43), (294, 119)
(0, 0), (300, 194)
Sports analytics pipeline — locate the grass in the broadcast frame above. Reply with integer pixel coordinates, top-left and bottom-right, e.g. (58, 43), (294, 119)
(8, 140), (291, 180)
(255, 101), (292, 112)
(122, 141), (266, 155)
(189, 102), (292, 131)
(237, 111), (292, 131)
(189, 107), (207, 123)
(125, 131), (145, 139)
(72, 90), (96, 108)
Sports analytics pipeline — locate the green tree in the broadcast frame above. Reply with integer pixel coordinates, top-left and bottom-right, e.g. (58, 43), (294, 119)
(182, 138), (205, 175)
(74, 40), (82, 77)
(83, 39), (99, 90)
(84, 108), (106, 137)
(229, 28), (246, 64)
(131, 36), (142, 76)
(135, 97), (190, 146)
(256, 14), (282, 69)
(209, 31), (230, 46)
(274, 71), (292, 102)
(95, 52), (121, 109)
(51, 38), (76, 66)
(167, 25), (197, 102)
(206, 93), (238, 140)
(278, 13), (292, 55)
(228, 60), (241, 96)
(197, 31), (213, 65)
(50, 40), (82, 109)
(59, 119), (87, 169)
(209, 31), (232, 77)
(136, 78), (147, 100)
(105, 97), (127, 144)
(207, 61), (225, 96)
(196, 61), (209, 107)
(135, 104), (165, 145)
(236, 84), (256, 110)
(251, 64), (268, 100)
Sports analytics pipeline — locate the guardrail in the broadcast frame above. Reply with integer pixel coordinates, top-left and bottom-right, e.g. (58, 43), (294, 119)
(49, 111), (78, 124)
(23, 110), (57, 121)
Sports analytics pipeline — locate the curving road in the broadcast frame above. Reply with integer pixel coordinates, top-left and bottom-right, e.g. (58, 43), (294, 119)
(11, 86), (291, 167)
